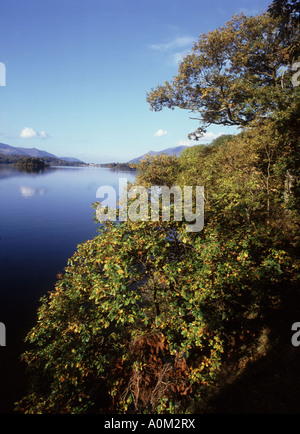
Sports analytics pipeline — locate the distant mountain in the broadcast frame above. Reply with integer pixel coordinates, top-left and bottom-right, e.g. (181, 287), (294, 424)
(128, 145), (188, 164)
(0, 143), (29, 156)
(15, 147), (57, 159)
(59, 157), (83, 163)
(0, 143), (84, 164)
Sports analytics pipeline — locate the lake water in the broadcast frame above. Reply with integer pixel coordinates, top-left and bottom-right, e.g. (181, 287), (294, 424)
(0, 164), (136, 413)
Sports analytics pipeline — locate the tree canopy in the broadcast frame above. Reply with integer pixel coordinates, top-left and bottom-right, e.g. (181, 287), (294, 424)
(146, 10), (299, 140)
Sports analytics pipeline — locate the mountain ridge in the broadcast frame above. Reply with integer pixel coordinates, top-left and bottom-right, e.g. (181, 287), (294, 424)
(0, 142), (190, 166)
(0, 143), (84, 163)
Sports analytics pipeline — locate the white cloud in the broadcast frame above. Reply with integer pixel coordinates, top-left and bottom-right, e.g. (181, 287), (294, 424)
(190, 131), (225, 144)
(40, 130), (50, 139)
(154, 129), (168, 137)
(20, 127), (51, 139)
(177, 139), (193, 147)
(150, 36), (195, 66)
(150, 36), (195, 52)
(177, 132), (225, 147)
(20, 127), (38, 139)
(201, 132), (224, 142)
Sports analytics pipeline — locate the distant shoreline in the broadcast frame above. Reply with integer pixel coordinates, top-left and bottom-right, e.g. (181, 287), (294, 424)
(93, 162), (137, 171)
(0, 154), (137, 171)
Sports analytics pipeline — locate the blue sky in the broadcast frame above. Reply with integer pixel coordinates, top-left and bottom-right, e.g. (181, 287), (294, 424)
(0, 0), (271, 163)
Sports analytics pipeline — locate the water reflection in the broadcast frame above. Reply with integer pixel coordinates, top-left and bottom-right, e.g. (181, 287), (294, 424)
(0, 164), (59, 181)
(20, 185), (47, 198)
(16, 167), (45, 174)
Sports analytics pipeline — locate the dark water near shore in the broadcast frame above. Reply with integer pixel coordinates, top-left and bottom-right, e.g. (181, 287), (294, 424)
(0, 165), (136, 413)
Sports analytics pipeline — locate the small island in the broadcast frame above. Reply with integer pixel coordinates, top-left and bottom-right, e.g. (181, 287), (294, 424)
(14, 157), (49, 170)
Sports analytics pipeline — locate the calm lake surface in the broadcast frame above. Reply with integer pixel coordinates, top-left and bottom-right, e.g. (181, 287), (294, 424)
(0, 165), (136, 413)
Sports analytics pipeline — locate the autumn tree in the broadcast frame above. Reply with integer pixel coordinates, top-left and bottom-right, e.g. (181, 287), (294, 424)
(16, 212), (296, 414)
(147, 12), (299, 140)
(147, 9), (300, 214)
(135, 153), (180, 188)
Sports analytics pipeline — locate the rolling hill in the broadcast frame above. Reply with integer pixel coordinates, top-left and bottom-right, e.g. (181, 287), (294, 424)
(0, 143), (84, 164)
